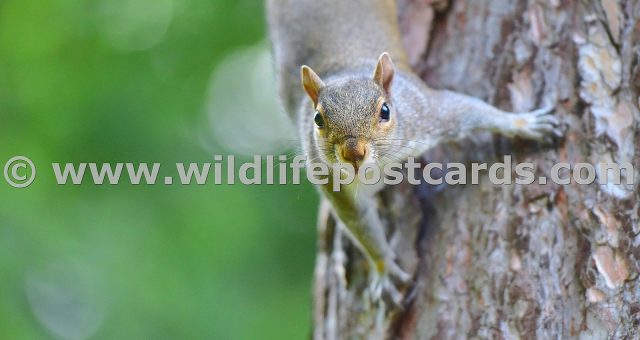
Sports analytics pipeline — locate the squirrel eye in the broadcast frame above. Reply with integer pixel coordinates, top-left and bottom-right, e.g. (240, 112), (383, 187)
(380, 103), (391, 122)
(314, 111), (324, 128)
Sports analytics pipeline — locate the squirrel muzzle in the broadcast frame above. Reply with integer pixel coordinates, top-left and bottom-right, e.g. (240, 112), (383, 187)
(339, 137), (368, 170)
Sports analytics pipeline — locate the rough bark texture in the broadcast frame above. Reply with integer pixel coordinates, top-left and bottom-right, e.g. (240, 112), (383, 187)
(313, 0), (640, 339)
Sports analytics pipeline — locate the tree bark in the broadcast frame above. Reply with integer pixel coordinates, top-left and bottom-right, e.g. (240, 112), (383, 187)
(313, 0), (640, 339)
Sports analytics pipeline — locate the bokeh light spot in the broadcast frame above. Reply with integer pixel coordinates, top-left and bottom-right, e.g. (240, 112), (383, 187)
(206, 43), (294, 156)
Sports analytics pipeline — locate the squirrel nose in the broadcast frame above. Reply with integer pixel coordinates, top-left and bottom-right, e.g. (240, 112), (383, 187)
(340, 138), (367, 165)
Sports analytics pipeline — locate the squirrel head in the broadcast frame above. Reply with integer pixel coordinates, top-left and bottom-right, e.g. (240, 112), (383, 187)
(301, 52), (397, 171)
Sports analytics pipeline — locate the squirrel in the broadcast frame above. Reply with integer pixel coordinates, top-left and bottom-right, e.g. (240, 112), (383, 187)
(267, 0), (560, 303)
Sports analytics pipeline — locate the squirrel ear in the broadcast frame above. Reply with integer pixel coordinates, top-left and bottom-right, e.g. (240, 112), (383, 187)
(301, 65), (325, 107)
(373, 52), (395, 93)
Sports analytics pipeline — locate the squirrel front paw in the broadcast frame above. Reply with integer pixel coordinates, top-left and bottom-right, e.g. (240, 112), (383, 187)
(509, 106), (563, 141)
(368, 259), (411, 305)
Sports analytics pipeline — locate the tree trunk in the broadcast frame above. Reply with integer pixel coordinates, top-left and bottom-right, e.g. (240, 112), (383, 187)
(312, 0), (640, 339)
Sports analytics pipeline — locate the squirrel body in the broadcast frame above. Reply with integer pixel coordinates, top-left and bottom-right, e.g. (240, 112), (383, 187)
(267, 0), (560, 302)
(268, 0), (408, 115)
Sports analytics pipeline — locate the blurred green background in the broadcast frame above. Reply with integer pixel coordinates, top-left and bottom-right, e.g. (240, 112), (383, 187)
(0, 0), (318, 338)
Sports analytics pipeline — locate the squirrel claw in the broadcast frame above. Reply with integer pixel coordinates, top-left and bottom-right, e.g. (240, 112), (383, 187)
(387, 260), (412, 284)
(368, 260), (412, 306)
(510, 105), (563, 141)
(552, 127), (565, 137)
(530, 105), (555, 116)
(369, 272), (403, 306)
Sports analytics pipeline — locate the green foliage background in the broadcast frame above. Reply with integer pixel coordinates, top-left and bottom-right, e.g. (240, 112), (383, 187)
(0, 0), (317, 338)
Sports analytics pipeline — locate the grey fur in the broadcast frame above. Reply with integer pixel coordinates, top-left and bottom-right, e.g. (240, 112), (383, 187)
(266, 0), (560, 303)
